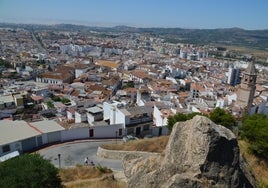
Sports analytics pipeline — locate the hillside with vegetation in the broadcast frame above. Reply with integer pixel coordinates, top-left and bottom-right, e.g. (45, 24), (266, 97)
(1, 23), (268, 50)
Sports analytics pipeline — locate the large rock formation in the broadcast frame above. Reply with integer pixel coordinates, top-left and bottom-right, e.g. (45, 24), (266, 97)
(123, 115), (255, 188)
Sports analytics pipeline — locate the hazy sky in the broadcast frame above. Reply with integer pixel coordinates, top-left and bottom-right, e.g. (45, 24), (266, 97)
(0, 0), (267, 29)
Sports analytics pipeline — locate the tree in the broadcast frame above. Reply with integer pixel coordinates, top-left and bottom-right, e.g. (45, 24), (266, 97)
(122, 82), (135, 89)
(47, 101), (55, 109)
(52, 95), (61, 102)
(240, 113), (268, 159)
(209, 108), (236, 128)
(61, 97), (70, 104)
(0, 154), (63, 188)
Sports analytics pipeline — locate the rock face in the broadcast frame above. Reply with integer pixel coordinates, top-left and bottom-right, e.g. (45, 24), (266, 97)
(123, 115), (255, 188)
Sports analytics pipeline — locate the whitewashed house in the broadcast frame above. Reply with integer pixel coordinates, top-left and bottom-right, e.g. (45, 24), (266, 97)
(86, 106), (103, 125)
(114, 106), (153, 136)
(75, 108), (87, 123)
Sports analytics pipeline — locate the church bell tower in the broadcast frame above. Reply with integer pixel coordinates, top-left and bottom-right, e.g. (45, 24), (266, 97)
(236, 62), (257, 113)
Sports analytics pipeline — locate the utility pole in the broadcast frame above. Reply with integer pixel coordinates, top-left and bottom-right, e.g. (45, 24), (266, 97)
(58, 154), (61, 168)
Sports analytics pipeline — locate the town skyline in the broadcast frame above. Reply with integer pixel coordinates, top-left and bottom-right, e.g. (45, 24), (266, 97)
(0, 0), (268, 30)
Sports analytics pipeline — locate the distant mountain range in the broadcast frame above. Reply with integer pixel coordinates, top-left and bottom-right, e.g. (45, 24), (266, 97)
(1, 23), (268, 50)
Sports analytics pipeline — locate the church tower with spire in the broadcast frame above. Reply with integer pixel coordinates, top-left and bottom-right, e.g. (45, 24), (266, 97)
(236, 61), (257, 113)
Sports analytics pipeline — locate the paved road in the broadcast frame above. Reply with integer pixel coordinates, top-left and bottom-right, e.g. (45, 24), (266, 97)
(37, 140), (123, 171)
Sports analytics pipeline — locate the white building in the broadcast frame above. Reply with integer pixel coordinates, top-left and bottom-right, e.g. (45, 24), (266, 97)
(115, 106), (153, 136)
(75, 108), (87, 123)
(0, 120), (41, 156)
(86, 106), (103, 125)
(153, 105), (175, 127)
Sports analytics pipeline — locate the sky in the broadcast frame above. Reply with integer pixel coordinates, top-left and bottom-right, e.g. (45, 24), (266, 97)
(0, 0), (267, 29)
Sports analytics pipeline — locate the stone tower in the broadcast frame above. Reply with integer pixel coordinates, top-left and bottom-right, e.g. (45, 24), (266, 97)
(236, 62), (257, 113)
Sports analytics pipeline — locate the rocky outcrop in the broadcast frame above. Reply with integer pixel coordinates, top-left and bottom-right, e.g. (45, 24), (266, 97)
(123, 115), (255, 188)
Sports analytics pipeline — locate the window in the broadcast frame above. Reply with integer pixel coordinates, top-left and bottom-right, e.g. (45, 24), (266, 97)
(127, 128), (134, 134)
(2, 145), (10, 153)
(143, 125), (150, 131)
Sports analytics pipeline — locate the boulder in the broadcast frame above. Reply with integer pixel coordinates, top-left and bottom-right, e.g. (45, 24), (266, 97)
(123, 115), (255, 188)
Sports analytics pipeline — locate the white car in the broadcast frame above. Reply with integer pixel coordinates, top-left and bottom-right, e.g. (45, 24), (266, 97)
(123, 135), (138, 142)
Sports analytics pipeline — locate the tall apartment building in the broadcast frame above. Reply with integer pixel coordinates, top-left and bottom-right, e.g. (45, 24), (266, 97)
(227, 68), (241, 86)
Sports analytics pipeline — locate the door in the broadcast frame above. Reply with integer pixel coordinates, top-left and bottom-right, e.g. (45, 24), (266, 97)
(119, 128), (122, 136)
(89, 129), (94, 137)
(136, 127), (141, 136)
(158, 127), (162, 136)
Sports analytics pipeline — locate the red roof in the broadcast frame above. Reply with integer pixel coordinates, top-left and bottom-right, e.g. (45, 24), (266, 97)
(31, 95), (43, 101)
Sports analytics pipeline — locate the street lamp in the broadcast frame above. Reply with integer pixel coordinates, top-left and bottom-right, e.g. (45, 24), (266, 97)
(116, 131), (118, 144)
(58, 154), (61, 169)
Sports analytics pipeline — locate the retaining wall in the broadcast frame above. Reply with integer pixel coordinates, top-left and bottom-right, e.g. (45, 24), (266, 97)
(97, 146), (159, 160)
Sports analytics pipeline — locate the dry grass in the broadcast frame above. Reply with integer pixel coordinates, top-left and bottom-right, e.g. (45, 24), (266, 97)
(101, 136), (169, 153)
(224, 45), (268, 59)
(59, 165), (104, 182)
(59, 165), (126, 188)
(64, 178), (126, 188)
(239, 140), (268, 187)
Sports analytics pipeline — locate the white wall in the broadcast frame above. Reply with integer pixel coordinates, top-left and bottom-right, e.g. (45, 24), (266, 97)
(87, 113), (95, 124)
(153, 105), (163, 127)
(103, 102), (111, 120)
(75, 68), (88, 78)
(227, 93), (237, 105)
(0, 141), (22, 156)
(75, 112), (87, 123)
(92, 124), (124, 138)
(42, 134), (48, 144)
(66, 111), (74, 120)
(61, 127), (90, 141)
(215, 98), (225, 108)
(61, 124), (124, 141)
(115, 109), (126, 125)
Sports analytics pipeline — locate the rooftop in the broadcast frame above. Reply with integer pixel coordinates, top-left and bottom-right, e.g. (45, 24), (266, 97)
(122, 106), (153, 116)
(86, 106), (103, 114)
(97, 60), (120, 69)
(0, 120), (41, 146)
(30, 120), (65, 133)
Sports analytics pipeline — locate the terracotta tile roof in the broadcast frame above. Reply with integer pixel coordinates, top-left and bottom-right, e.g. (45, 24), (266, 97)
(124, 87), (137, 93)
(191, 83), (206, 92)
(97, 60), (120, 69)
(179, 92), (189, 98)
(70, 89), (80, 97)
(131, 70), (150, 79)
(31, 95), (43, 101)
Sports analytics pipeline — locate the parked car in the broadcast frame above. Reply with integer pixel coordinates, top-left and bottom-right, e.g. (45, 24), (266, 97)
(123, 135), (138, 142)
(143, 134), (153, 139)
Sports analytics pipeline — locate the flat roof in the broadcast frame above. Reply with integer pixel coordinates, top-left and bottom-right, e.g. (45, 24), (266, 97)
(86, 106), (103, 114)
(0, 120), (42, 146)
(30, 120), (65, 133)
(125, 106), (153, 116)
(0, 95), (14, 103)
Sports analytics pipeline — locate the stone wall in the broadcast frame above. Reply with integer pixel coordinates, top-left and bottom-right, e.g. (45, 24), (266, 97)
(96, 146), (159, 160)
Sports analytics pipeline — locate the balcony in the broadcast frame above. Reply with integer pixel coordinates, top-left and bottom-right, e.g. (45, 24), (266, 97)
(127, 116), (153, 127)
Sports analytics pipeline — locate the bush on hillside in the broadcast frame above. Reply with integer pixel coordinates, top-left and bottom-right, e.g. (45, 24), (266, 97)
(0, 154), (63, 188)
